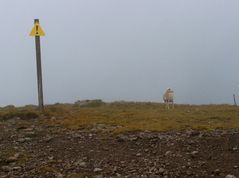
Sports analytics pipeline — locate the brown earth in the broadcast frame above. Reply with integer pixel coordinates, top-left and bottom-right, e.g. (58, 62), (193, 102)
(0, 117), (238, 178)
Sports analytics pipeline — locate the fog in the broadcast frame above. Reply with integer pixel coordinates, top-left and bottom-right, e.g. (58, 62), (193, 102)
(1, 0), (239, 106)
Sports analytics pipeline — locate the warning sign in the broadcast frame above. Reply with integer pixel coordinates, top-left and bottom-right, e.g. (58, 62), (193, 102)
(30, 22), (45, 36)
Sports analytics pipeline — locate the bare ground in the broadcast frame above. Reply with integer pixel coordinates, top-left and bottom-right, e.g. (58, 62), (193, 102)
(0, 117), (238, 178)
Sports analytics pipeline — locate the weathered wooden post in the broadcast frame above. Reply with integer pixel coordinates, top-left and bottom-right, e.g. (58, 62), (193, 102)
(30, 19), (45, 111)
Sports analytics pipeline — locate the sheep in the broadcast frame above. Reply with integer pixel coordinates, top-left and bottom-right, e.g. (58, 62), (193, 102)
(163, 88), (174, 109)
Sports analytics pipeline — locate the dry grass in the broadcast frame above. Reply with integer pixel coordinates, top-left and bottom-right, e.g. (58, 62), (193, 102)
(1, 102), (239, 133)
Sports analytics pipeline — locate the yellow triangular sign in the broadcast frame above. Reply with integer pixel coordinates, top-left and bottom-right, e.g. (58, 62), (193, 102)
(30, 22), (45, 36)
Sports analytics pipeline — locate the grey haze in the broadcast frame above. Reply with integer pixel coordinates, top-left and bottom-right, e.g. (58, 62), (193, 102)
(0, 0), (239, 106)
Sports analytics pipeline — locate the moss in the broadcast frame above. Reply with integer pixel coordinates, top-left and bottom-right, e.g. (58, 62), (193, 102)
(1, 102), (239, 133)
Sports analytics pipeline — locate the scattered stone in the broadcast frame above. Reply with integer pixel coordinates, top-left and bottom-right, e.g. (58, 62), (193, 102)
(44, 136), (53, 143)
(232, 147), (238, 151)
(94, 168), (103, 172)
(214, 169), (220, 175)
(50, 117), (57, 121)
(1, 165), (12, 171)
(191, 150), (199, 154)
(12, 166), (21, 171)
(165, 151), (172, 156)
(129, 136), (138, 141)
(158, 167), (165, 174)
(136, 153), (142, 157)
(116, 135), (128, 142)
(191, 150), (199, 158)
(225, 175), (237, 178)
(17, 138), (26, 143)
(1, 116), (239, 177)
(55, 172), (63, 178)
(48, 156), (54, 160)
(24, 137), (32, 141)
(79, 161), (87, 167)
(116, 173), (121, 177)
(7, 153), (20, 162)
(25, 131), (36, 136)
(186, 170), (192, 175)
(113, 166), (117, 172)
(186, 130), (200, 137)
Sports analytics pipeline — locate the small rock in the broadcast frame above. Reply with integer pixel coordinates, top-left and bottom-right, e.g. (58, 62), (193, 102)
(25, 131), (36, 136)
(50, 116), (57, 121)
(165, 151), (172, 156)
(191, 150), (199, 158)
(24, 137), (32, 141)
(116, 135), (128, 142)
(186, 130), (200, 137)
(17, 137), (31, 143)
(136, 153), (142, 157)
(45, 137), (53, 143)
(149, 166), (156, 173)
(233, 165), (238, 169)
(55, 172), (63, 178)
(7, 153), (20, 162)
(225, 175), (236, 178)
(94, 168), (103, 172)
(12, 166), (21, 171)
(198, 133), (204, 137)
(72, 133), (83, 139)
(165, 162), (170, 166)
(129, 136), (138, 141)
(158, 167), (165, 174)
(191, 150), (199, 155)
(1, 165), (12, 171)
(163, 170), (169, 175)
(48, 156), (54, 160)
(17, 138), (26, 143)
(214, 169), (220, 175)
(79, 161), (87, 167)
(116, 173), (121, 177)
(113, 166), (117, 172)
(232, 147), (238, 151)
(186, 170), (192, 175)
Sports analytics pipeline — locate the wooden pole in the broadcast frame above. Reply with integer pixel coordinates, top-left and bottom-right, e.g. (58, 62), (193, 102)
(34, 19), (44, 111)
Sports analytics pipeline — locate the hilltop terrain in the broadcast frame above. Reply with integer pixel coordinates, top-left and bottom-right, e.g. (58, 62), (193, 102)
(0, 102), (238, 177)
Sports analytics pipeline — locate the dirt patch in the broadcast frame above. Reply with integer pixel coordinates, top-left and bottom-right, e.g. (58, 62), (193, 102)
(0, 117), (238, 177)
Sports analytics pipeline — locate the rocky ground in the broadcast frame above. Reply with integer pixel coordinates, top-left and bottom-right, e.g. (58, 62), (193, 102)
(0, 117), (238, 178)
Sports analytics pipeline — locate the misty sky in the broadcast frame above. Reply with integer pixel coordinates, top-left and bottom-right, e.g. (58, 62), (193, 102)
(1, 0), (239, 106)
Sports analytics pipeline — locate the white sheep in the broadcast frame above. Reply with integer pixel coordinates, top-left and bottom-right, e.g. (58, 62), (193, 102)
(163, 88), (174, 109)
